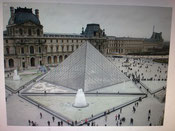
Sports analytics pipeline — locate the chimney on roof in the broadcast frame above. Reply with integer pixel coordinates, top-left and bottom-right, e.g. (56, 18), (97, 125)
(10, 6), (15, 18)
(35, 9), (39, 18)
(82, 27), (84, 34)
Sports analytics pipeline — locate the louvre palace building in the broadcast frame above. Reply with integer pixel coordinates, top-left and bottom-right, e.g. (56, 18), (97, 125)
(3, 7), (164, 71)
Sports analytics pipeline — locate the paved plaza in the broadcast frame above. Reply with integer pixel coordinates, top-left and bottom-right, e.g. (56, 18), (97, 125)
(5, 55), (167, 126)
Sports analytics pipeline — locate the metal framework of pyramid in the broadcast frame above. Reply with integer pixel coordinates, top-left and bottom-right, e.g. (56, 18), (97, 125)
(43, 42), (130, 92)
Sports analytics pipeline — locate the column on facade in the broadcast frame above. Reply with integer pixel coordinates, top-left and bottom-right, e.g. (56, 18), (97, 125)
(73, 44), (76, 51)
(5, 59), (9, 69)
(63, 45), (66, 52)
(51, 56), (54, 64)
(27, 57), (30, 68)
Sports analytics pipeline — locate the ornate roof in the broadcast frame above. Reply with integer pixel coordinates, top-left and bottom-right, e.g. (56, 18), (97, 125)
(8, 7), (41, 25)
(84, 23), (104, 37)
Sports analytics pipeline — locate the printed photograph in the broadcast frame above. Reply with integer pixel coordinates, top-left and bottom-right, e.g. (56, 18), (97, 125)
(3, 2), (172, 126)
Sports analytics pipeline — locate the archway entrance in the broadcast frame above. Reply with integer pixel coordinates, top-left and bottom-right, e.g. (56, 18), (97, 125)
(54, 56), (57, 63)
(31, 58), (35, 67)
(59, 55), (63, 63)
(9, 59), (14, 68)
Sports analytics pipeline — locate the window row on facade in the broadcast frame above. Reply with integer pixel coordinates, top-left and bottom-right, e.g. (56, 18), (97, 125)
(4, 54), (69, 69)
(46, 39), (85, 43)
(5, 44), (81, 55)
(7, 27), (42, 36)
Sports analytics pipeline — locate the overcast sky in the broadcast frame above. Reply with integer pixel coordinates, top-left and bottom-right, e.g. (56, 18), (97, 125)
(3, 2), (172, 41)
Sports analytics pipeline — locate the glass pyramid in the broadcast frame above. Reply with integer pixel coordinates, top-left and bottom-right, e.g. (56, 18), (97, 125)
(43, 41), (130, 92)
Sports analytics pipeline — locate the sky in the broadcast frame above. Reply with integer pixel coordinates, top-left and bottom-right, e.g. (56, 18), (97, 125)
(3, 2), (172, 41)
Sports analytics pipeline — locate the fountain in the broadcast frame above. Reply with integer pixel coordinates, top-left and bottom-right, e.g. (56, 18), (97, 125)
(73, 89), (89, 108)
(13, 69), (21, 81)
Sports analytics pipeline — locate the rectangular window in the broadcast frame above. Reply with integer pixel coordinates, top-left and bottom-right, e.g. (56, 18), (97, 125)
(51, 46), (53, 52)
(21, 47), (24, 54)
(39, 47), (41, 53)
(67, 45), (69, 51)
(57, 46), (59, 51)
(6, 48), (9, 54)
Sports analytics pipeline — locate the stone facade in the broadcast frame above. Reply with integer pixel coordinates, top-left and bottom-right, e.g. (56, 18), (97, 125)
(3, 7), (164, 71)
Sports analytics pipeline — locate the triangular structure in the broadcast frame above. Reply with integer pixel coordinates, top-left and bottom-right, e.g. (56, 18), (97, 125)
(43, 42), (130, 92)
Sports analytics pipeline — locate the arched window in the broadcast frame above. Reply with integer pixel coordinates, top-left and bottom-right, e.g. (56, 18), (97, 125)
(30, 57), (35, 67)
(48, 56), (51, 64)
(30, 46), (34, 54)
(59, 55), (63, 63)
(28, 29), (32, 36)
(65, 55), (68, 59)
(9, 59), (14, 68)
(37, 29), (40, 36)
(54, 56), (57, 63)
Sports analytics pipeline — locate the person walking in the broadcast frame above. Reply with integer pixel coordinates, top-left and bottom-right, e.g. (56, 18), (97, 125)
(47, 121), (50, 126)
(28, 120), (31, 126)
(116, 121), (118, 126)
(61, 121), (63, 126)
(115, 114), (118, 120)
(130, 118), (133, 126)
(148, 109), (151, 116)
(119, 120), (122, 126)
(58, 121), (60, 126)
(133, 106), (136, 113)
(40, 112), (42, 119)
(52, 116), (55, 122)
(118, 114), (120, 120)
